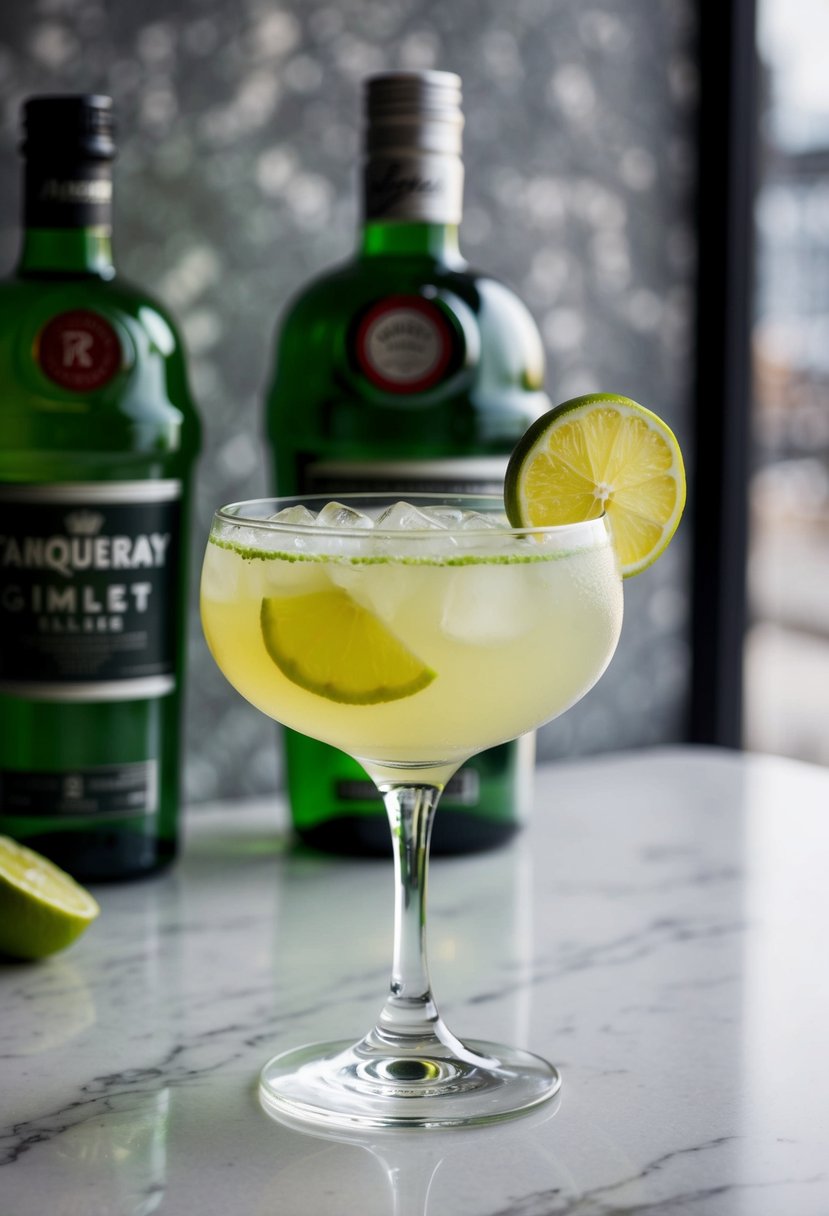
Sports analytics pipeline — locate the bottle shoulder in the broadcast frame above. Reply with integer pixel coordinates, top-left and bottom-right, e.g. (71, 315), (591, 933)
(273, 256), (545, 382)
(275, 255), (542, 340)
(0, 271), (200, 460)
(267, 252), (550, 458)
(0, 272), (185, 346)
(276, 257), (377, 323)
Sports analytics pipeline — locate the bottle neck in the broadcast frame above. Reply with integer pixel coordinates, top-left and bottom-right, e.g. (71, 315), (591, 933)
(18, 157), (115, 277)
(360, 221), (462, 264)
(360, 149), (465, 265)
(18, 228), (114, 278)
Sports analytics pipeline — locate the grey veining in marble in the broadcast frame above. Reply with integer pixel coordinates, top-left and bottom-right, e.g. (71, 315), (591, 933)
(0, 1), (697, 803)
(2, 748), (829, 1215)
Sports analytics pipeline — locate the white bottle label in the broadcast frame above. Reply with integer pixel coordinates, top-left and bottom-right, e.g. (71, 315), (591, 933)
(354, 295), (454, 393)
(363, 154), (463, 224)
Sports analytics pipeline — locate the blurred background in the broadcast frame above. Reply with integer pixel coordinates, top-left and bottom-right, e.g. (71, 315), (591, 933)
(0, 0), (824, 803)
(746, 0), (829, 766)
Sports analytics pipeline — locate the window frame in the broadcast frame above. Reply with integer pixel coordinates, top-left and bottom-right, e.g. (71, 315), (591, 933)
(689, 0), (759, 746)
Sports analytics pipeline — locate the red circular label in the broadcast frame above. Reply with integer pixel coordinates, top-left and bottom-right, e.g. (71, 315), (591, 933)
(38, 310), (122, 391)
(355, 295), (453, 394)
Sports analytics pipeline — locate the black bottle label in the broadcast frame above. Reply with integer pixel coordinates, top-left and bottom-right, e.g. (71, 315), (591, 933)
(0, 482), (181, 700)
(352, 295), (455, 393)
(0, 761), (158, 819)
(24, 160), (113, 230)
(300, 456), (508, 496)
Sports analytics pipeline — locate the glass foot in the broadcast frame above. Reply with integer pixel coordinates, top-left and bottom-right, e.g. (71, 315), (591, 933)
(259, 1036), (561, 1130)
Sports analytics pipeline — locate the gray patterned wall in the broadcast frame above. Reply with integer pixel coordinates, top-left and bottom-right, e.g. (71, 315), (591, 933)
(0, 0), (696, 804)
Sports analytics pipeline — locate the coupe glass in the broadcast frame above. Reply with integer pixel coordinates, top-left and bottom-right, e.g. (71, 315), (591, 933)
(200, 494), (623, 1129)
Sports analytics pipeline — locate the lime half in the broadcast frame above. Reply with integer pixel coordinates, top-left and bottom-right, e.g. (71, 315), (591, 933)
(261, 587), (436, 704)
(505, 392), (686, 576)
(0, 837), (100, 960)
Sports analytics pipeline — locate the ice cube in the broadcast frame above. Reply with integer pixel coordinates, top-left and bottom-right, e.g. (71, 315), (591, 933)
(316, 501), (375, 530)
(418, 506), (465, 528)
(267, 505), (318, 526)
(222, 524), (263, 552)
(375, 501), (447, 531)
(371, 501), (467, 557)
(201, 543), (240, 602)
(459, 510), (505, 530)
(440, 563), (539, 643)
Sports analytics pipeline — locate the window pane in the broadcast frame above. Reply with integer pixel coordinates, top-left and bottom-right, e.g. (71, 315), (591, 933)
(746, 0), (829, 764)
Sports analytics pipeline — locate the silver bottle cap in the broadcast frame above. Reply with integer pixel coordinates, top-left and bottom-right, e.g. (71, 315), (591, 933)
(363, 71), (464, 224)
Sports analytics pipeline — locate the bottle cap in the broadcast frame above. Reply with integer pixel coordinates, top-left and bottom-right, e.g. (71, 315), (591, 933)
(21, 95), (116, 161)
(364, 71), (464, 157)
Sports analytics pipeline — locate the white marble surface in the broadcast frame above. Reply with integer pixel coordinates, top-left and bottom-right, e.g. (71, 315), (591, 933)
(2, 746), (829, 1215)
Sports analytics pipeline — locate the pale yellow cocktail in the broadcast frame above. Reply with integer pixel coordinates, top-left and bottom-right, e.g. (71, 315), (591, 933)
(201, 508), (622, 781)
(199, 492), (625, 1131)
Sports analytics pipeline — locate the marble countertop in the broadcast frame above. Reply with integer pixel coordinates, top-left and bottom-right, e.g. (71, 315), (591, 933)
(2, 746), (829, 1215)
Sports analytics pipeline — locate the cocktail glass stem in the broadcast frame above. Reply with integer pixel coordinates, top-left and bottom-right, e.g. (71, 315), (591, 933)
(379, 783), (439, 1034)
(371, 785), (460, 1049)
(354, 781), (494, 1070)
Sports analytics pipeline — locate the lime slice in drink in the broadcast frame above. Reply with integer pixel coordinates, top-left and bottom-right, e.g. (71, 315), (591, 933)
(261, 587), (436, 704)
(505, 392), (686, 576)
(0, 837), (100, 960)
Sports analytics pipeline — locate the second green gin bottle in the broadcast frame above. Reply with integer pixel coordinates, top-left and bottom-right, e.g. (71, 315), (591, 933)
(0, 96), (200, 880)
(265, 71), (550, 855)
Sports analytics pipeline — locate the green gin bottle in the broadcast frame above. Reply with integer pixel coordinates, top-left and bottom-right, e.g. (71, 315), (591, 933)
(0, 96), (200, 880)
(265, 72), (549, 855)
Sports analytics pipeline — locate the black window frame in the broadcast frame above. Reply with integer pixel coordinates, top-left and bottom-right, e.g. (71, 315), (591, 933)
(689, 0), (759, 747)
